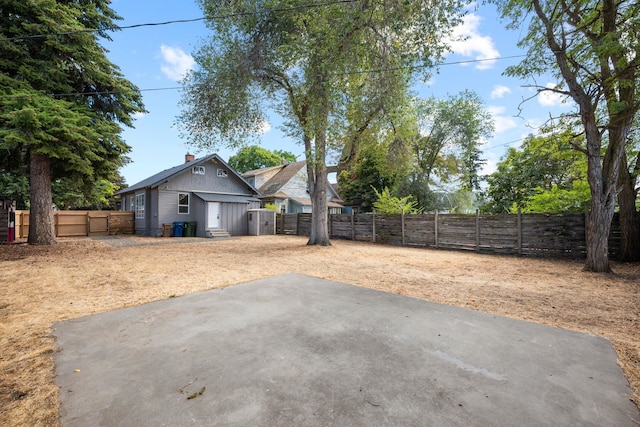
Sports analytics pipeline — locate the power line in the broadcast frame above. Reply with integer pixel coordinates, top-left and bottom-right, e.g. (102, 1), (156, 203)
(0, 54), (529, 100)
(0, 0), (358, 42)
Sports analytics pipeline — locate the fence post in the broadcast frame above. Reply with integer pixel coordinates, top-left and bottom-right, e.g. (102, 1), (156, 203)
(517, 207), (522, 256)
(328, 213), (333, 238)
(401, 211), (406, 246)
(351, 211), (355, 241)
(372, 211), (376, 243)
(475, 209), (480, 252)
(434, 211), (439, 248)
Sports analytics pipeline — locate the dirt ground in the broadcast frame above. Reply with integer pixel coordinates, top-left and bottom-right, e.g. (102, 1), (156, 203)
(0, 235), (638, 426)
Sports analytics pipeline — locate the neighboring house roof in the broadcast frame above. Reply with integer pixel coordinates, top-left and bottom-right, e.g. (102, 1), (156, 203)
(116, 154), (259, 195)
(256, 161), (307, 196)
(242, 160), (343, 204)
(242, 164), (284, 178)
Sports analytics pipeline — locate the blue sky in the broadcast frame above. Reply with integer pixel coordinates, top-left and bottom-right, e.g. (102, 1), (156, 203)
(106, 0), (571, 187)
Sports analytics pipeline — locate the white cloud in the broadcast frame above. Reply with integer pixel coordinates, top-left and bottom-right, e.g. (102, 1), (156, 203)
(490, 85), (511, 99)
(487, 106), (518, 134)
(480, 157), (499, 176)
(159, 45), (195, 81)
(449, 14), (500, 70)
(538, 83), (571, 107)
(258, 120), (272, 134)
(132, 112), (146, 120)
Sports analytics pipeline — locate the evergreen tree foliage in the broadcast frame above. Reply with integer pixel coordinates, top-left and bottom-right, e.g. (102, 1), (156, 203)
(0, 0), (144, 243)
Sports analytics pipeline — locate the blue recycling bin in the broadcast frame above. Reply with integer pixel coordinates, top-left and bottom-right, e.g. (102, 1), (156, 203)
(172, 221), (184, 237)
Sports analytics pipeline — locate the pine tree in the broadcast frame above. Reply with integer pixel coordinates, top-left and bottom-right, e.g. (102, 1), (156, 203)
(0, 0), (144, 244)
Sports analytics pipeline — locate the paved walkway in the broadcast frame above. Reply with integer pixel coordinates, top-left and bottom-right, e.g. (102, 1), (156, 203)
(54, 274), (639, 426)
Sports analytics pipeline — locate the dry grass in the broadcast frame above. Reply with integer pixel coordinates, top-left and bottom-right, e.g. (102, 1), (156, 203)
(1, 235), (639, 426)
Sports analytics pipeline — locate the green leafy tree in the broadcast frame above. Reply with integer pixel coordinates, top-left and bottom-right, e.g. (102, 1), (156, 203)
(492, 0), (640, 271)
(481, 132), (587, 213)
(179, 0), (467, 245)
(228, 145), (297, 173)
(52, 177), (119, 210)
(373, 187), (419, 214)
(520, 182), (591, 213)
(393, 91), (493, 211)
(0, 1), (144, 244)
(337, 142), (398, 213)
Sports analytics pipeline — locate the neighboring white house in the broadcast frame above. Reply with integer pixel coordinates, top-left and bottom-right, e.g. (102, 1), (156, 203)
(242, 161), (343, 214)
(116, 154), (261, 237)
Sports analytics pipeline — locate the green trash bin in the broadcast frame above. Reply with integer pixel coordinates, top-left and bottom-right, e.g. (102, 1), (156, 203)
(184, 221), (197, 237)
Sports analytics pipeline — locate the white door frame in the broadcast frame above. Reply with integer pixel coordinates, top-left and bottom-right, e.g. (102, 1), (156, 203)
(207, 202), (221, 228)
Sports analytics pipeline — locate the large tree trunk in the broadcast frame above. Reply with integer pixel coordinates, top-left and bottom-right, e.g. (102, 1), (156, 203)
(582, 122), (623, 272)
(585, 202), (614, 273)
(616, 155), (640, 262)
(305, 112), (331, 246)
(28, 152), (56, 245)
(307, 164), (331, 246)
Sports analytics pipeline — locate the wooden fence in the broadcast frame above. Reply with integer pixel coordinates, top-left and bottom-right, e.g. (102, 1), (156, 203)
(277, 211), (628, 259)
(14, 210), (134, 238)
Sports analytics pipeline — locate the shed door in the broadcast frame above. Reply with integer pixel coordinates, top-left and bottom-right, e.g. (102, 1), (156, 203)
(207, 202), (221, 228)
(259, 212), (274, 235)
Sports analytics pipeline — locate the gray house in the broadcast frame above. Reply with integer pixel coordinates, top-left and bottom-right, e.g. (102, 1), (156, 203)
(117, 154), (261, 237)
(242, 161), (343, 214)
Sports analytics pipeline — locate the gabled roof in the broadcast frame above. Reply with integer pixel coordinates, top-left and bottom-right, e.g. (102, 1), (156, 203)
(116, 154), (259, 195)
(242, 164), (284, 177)
(258, 161), (306, 196)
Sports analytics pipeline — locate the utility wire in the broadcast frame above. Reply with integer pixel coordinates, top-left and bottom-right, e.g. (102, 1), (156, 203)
(0, 0), (358, 42)
(0, 54), (528, 100)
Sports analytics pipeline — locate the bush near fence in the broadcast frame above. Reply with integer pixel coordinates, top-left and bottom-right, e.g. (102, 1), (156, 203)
(277, 211), (630, 260)
(14, 211), (134, 238)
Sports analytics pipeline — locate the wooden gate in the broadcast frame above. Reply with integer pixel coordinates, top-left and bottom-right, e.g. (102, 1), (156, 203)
(88, 212), (109, 236)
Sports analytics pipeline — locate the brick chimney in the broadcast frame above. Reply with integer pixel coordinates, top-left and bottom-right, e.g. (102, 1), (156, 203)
(185, 153), (195, 163)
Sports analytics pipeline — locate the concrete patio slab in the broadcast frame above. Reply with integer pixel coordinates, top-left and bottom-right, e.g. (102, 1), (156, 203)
(54, 273), (639, 426)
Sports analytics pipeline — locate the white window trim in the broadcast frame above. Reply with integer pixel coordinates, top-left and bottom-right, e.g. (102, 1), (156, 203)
(178, 193), (190, 214)
(192, 165), (205, 175)
(135, 193), (145, 219)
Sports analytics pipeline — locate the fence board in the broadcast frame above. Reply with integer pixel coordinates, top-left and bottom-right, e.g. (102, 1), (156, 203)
(276, 211), (635, 260)
(13, 210), (134, 238)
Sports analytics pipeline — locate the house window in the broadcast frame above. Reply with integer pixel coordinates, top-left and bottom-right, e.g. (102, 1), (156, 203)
(192, 166), (205, 175)
(217, 169), (228, 178)
(135, 193), (145, 219)
(129, 196), (134, 211)
(178, 193), (189, 214)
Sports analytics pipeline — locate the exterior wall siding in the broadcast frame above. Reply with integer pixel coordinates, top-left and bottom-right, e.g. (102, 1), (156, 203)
(157, 190), (198, 235)
(120, 156), (260, 237)
(164, 159), (251, 194)
(253, 168), (281, 189)
(134, 188), (152, 236)
(193, 196), (207, 237)
(220, 200), (261, 235)
(280, 169), (310, 199)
